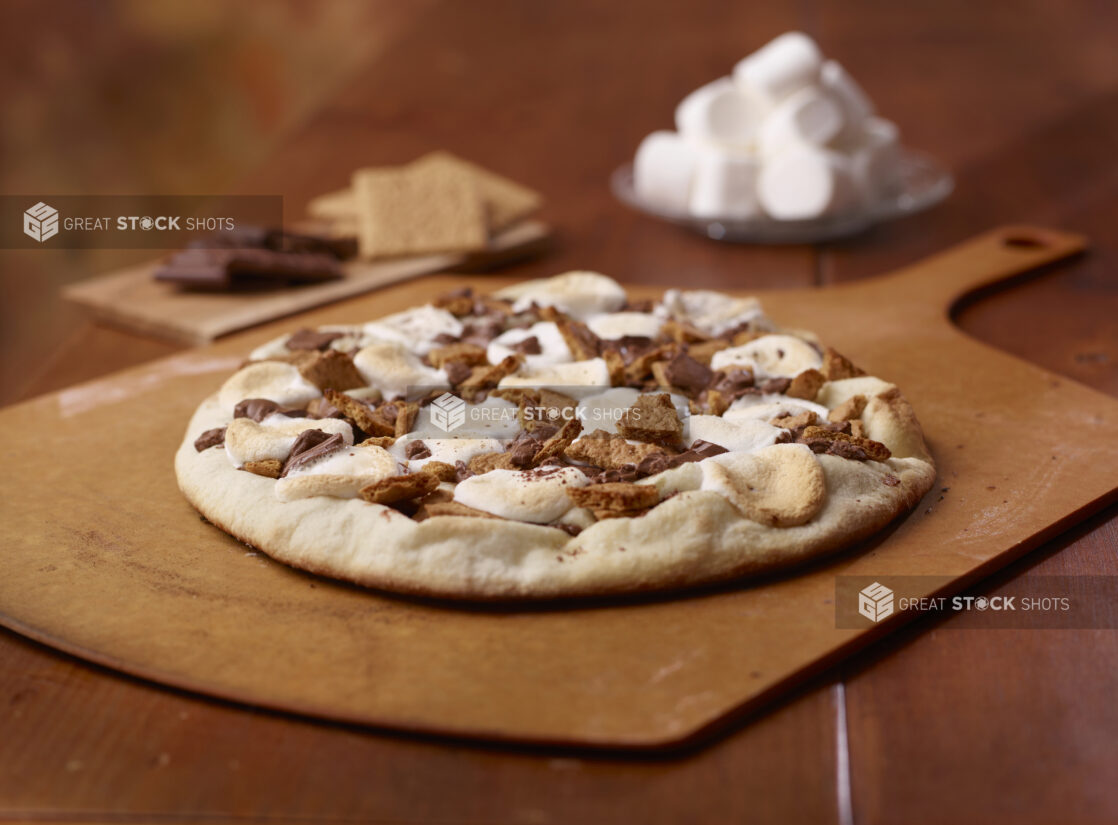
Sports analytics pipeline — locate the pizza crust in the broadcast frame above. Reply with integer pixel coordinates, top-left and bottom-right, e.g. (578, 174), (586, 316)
(176, 384), (935, 600)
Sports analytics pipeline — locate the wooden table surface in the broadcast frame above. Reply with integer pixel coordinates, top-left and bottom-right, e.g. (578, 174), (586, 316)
(4, 2), (1118, 822)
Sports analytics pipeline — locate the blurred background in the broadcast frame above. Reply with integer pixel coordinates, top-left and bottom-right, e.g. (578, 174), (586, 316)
(2, 0), (1117, 404)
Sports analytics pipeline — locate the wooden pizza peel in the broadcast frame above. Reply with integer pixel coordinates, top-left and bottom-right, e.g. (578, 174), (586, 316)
(1, 225), (1115, 751)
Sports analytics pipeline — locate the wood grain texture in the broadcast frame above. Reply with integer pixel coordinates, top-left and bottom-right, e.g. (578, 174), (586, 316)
(4, 0), (1118, 821)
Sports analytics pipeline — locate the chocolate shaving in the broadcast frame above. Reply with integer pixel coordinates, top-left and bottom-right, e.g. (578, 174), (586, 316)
(509, 335), (542, 355)
(286, 328), (344, 351)
(405, 440), (432, 460)
(281, 431), (345, 477)
(193, 427), (226, 451)
(233, 398), (306, 423)
(662, 352), (713, 396)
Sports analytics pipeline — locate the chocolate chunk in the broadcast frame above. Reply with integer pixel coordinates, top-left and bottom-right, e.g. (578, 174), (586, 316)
(454, 460), (474, 482)
(507, 431), (541, 468)
(433, 332), (460, 346)
(509, 335), (542, 355)
(233, 398), (306, 422)
(554, 523), (583, 536)
(444, 360), (473, 386)
(662, 353), (713, 396)
(405, 440), (432, 460)
(193, 427), (226, 451)
(281, 430), (345, 477)
(709, 367), (756, 401)
(761, 377), (792, 395)
(687, 439), (730, 459)
(286, 328), (345, 351)
(822, 439), (868, 461)
(154, 247), (344, 290)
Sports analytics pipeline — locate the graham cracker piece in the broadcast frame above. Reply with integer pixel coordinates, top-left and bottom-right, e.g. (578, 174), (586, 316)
(292, 349), (366, 392)
(603, 348), (626, 384)
(412, 151), (542, 232)
(358, 435), (397, 448)
(800, 425), (891, 462)
(662, 319), (710, 343)
(323, 389), (394, 437)
(533, 418), (583, 465)
(565, 430), (666, 470)
(770, 411), (819, 431)
(467, 451), (519, 474)
(360, 472), (440, 505)
(624, 344), (677, 385)
(516, 389), (577, 432)
(786, 368), (825, 401)
(459, 354), (522, 400)
(427, 342), (487, 370)
(414, 500), (504, 521)
(828, 394), (869, 422)
(242, 459), (283, 479)
(618, 393), (684, 447)
(353, 163), (487, 260)
(821, 347), (867, 381)
(568, 482), (659, 512)
(423, 461), (458, 482)
(685, 338), (730, 364)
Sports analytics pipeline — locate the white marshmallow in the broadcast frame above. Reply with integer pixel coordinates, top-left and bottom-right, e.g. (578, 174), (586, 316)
(849, 117), (903, 202)
(633, 130), (700, 214)
(586, 311), (664, 340)
(757, 147), (858, 220)
(487, 321), (573, 371)
(363, 306), (462, 356)
(821, 60), (874, 131)
(390, 436), (504, 470)
(711, 334), (822, 378)
(689, 149), (762, 220)
(758, 87), (844, 155)
(453, 467), (590, 523)
(733, 32), (822, 104)
(656, 289), (770, 336)
(675, 77), (756, 148)
(723, 397), (830, 422)
(498, 358), (612, 389)
(497, 271), (627, 320)
(688, 415), (783, 453)
(353, 340), (447, 400)
(217, 362), (321, 415)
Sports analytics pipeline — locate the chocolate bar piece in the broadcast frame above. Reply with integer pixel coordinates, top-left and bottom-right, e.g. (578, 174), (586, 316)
(154, 247), (344, 290)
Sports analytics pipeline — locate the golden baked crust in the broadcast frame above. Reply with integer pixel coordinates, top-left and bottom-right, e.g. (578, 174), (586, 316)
(176, 275), (936, 600)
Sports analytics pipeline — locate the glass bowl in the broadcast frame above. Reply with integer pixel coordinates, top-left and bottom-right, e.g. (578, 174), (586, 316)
(610, 149), (953, 244)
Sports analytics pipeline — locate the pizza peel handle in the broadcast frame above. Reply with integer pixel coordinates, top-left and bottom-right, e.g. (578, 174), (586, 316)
(866, 225), (1088, 310)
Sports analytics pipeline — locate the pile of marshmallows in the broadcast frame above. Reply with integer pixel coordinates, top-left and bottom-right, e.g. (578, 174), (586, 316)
(634, 32), (903, 222)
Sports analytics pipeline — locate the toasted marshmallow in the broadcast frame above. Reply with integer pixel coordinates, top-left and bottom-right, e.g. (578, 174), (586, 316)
(688, 415), (783, 452)
(499, 358), (612, 389)
(758, 87), (844, 154)
(633, 130), (700, 215)
(390, 435), (503, 470)
(487, 321), (573, 370)
(224, 416), (353, 467)
(711, 334), (822, 378)
(656, 289), (769, 336)
(453, 466), (590, 523)
(275, 444), (400, 501)
(689, 149), (762, 220)
(675, 76), (756, 148)
(218, 362), (321, 415)
(757, 146), (858, 220)
(585, 312), (664, 340)
(733, 32), (822, 104)
(724, 397), (830, 421)
(363, 306), (463, 355)
(497, 271), (627, 320)
(353, 340), (447, 400)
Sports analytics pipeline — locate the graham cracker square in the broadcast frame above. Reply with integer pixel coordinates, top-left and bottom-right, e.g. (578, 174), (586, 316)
(353, 163), (488, 260)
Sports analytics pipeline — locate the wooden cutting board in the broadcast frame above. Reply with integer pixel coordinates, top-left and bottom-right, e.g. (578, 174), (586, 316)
(3, 226), (1115, 751)
(61, 219), (550, 345)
